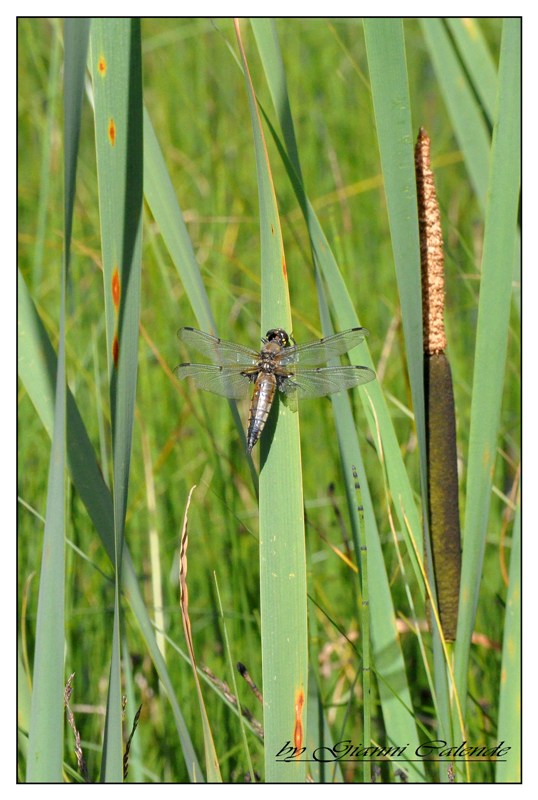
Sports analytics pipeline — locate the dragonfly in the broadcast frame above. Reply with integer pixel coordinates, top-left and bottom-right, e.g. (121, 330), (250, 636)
(175, 326), (375, 454)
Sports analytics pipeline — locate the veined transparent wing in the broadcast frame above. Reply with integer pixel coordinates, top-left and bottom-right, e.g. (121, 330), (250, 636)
(278, 327), (369, 366)
(278, 364), (375, 398)
(177, 327), (259, 366)
(175, 363), (253, 399)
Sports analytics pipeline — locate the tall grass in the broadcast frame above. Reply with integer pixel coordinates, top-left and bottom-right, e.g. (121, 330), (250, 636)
(18, 18), (520, 783)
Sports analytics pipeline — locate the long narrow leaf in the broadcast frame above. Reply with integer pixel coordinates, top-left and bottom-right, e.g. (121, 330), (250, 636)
(89, 18), (143, 780)
(420, 18), (491, 212)
(236, 20), (308, 782)
(446, 19), (498, 124)
(363, 19), (426, 530)
(454, 17), (521, 717)
(26, 18), (89, 782)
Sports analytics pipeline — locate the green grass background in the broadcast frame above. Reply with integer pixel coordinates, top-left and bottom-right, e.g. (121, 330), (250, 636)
(18, 18), (520, 783)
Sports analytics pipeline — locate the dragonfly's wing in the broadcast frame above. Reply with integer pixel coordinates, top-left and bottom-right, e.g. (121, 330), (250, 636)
(175, 363), (253, 399)
(278, 365), (375, 398)
(278, 327), (369, 366)
(178, 327), (259, 366)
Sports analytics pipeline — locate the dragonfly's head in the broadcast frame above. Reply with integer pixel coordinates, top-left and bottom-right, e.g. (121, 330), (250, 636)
(264, 328), (291, 348)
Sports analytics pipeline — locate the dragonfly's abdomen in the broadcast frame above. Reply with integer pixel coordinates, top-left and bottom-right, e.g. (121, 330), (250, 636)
(247, 373), (276, 453)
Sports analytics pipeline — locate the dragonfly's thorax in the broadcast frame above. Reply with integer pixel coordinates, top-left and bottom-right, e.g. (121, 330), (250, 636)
(257, 340), (285, 374)
(256, 328), (291, 375)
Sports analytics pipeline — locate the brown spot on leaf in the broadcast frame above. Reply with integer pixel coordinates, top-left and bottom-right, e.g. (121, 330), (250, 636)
(112, 266), (120, 311)
(112, 333), (119, 368)
(293, 689), (305, 753)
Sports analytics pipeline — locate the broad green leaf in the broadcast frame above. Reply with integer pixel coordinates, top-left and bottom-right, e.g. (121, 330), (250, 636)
(454, 17), (521, 719)
(26, 18), (89, 782)
(237, 20), (308, 782)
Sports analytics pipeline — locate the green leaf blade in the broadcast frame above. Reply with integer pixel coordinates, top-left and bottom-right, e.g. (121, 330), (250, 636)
(26, 18), (89, 782)
(90, 18), (143, 781)
(238, 20), (308, 782)
(455, 18), (521, 712)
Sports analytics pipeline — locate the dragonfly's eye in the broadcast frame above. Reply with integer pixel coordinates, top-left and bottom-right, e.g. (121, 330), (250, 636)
(266, 328), (290, 347)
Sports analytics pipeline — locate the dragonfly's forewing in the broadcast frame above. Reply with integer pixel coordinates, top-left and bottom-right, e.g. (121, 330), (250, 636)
(278, 364), (375, 398)
(176, 326), (375, 405)
(178, 327), (259, 366)
(278, 327), (369, 366)
(175, 363), (253, 399)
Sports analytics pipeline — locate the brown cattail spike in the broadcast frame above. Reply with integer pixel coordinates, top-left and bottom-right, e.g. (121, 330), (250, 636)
(415, 127), (447, 354)
(416, 127), (461, 642)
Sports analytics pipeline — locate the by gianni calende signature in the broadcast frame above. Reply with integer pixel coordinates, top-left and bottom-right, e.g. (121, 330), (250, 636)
(275, 739), (511, 763)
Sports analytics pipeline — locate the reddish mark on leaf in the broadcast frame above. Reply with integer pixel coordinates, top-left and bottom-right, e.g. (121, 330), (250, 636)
(293, 689), (305, 753)
(111, 267), (121, 311)
(108, 118), (116, 146)
(271, 224), (275, 234)
(282, 256), (288, 279)
(112, 333), (119, 368)
(98, 55), (107, 76)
